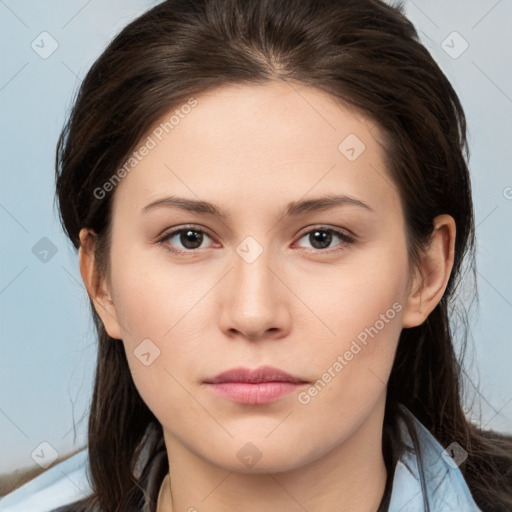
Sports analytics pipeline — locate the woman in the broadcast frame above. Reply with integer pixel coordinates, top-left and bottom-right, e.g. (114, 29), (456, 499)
(4, 0), (511, 511)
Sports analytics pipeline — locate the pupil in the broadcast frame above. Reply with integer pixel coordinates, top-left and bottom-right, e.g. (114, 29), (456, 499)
(311, 230), (331, 249)
(181, 230), (203, 249)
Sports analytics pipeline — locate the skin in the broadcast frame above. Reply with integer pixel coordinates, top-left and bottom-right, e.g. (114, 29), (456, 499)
(79, 80), (456, 512)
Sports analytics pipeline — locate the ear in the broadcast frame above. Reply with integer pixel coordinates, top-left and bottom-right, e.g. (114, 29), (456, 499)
(401, 214), (456, 328)
(78, 228), (123, 340)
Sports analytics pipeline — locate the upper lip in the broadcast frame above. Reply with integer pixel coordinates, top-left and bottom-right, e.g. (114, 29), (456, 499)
(204, 365), (308, 384)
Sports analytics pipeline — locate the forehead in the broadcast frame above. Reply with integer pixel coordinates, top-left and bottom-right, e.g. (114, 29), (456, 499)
(111, 81), (400, 219)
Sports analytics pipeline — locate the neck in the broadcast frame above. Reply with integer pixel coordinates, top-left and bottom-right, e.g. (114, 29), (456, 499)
(158, 398), (388, 512)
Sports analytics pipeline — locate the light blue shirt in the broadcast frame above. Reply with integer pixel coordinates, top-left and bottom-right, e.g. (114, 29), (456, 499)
(0, 405), (483, 512)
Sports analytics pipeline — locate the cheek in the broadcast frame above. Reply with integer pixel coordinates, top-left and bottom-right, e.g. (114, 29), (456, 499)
(109, 241), (210, 341)
(107, 244), (218, 413)
(292, 238), (409, 345)
(291, 242), (409, 406)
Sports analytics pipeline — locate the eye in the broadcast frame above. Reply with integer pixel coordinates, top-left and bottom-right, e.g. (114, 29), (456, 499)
(158, 225), (216, 254)
(157, 224), (355, 255)
(295, 226), (355, 252)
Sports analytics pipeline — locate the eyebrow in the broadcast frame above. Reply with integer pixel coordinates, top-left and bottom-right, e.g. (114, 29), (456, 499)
(141, 194), (374, 219)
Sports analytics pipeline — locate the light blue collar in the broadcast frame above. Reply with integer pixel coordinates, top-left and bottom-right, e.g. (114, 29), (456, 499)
(389, 405), (483, 511)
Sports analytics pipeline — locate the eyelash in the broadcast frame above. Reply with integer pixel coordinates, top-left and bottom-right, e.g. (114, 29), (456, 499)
(157, 224), (356, 255)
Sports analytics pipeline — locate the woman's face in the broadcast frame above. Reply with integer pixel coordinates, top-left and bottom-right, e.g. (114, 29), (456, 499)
(94, 81), (417, 472)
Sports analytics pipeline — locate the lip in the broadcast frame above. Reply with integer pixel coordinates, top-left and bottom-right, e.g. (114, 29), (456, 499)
(204, 365), (307, 384)
(203, 365), (309, 405)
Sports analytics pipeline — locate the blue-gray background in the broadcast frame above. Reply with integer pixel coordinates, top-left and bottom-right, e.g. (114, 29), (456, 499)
(1, 0), (511, 477)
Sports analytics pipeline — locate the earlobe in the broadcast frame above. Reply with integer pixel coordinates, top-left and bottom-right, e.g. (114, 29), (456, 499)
(401, 215), (456, 329)
(78, 228), (123, 340)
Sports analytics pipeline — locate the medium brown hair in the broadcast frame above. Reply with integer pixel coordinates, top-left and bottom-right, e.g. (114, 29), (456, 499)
(54, 0), (512, 510)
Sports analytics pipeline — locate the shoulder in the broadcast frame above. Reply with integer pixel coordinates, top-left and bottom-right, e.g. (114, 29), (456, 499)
(0, 449), (92, 512)
(388, 404), (484, 512)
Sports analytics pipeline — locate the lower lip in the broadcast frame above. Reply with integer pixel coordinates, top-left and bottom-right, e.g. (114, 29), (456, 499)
(205, 382), (306, 404)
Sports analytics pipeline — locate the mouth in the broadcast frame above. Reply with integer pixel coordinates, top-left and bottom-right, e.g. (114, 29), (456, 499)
(203, 365), (309, 405)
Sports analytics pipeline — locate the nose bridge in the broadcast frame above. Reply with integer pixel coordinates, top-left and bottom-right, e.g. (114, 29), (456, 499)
(220, 235), (289, 338)
(232, 236), (276, 309)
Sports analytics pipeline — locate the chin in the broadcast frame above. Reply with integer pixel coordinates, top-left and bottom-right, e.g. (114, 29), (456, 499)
(203, 438), (321, 475)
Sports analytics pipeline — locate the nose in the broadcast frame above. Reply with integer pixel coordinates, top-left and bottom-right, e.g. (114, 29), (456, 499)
(218, 245), (292, 342)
